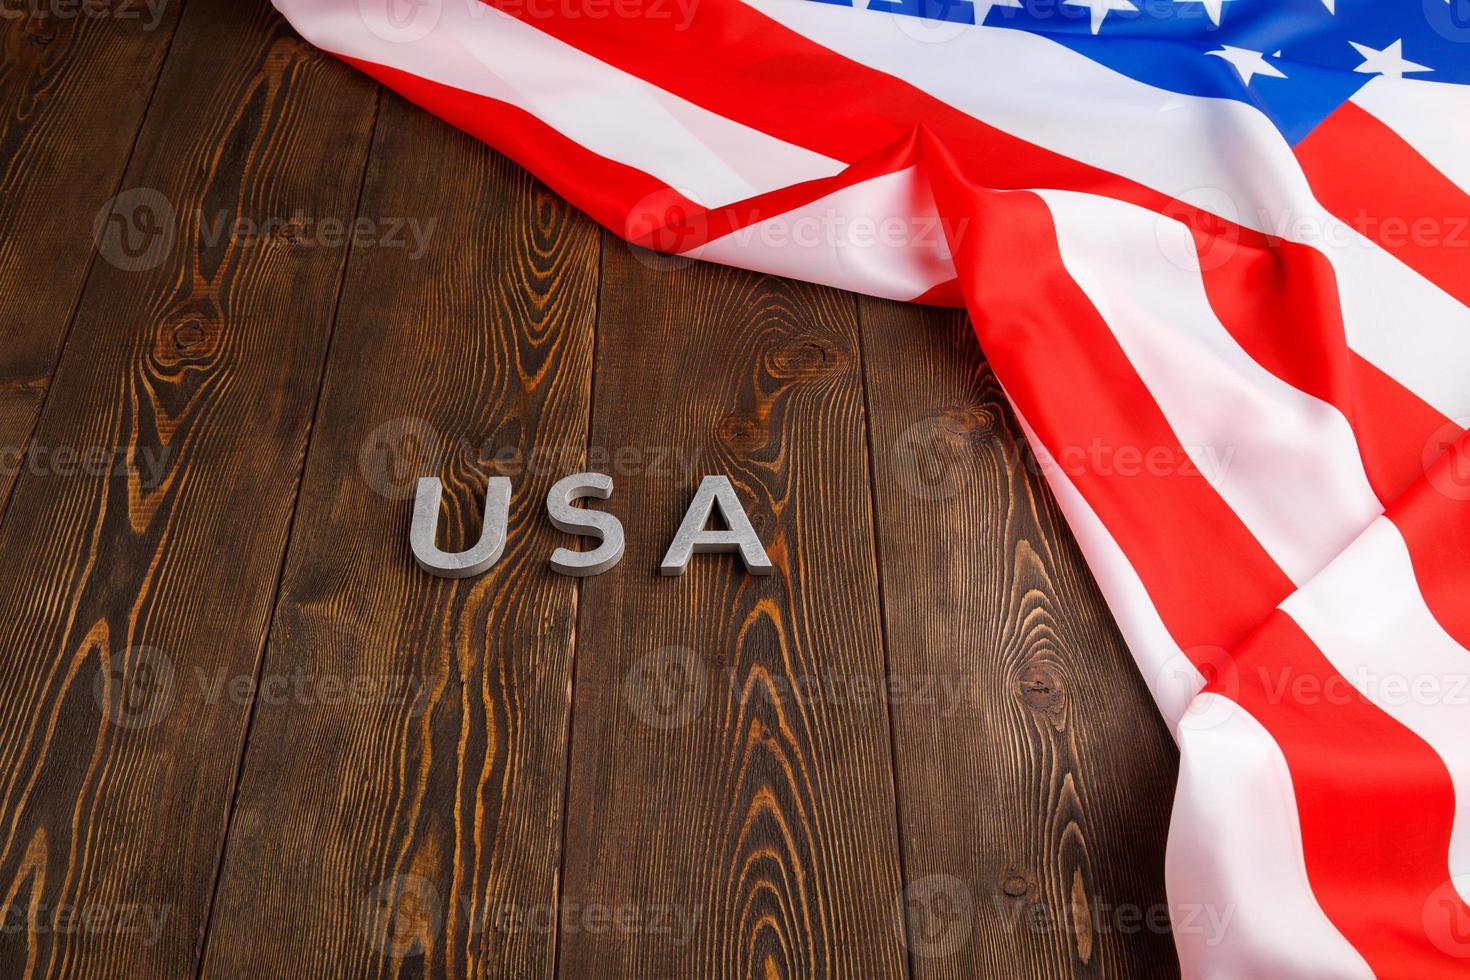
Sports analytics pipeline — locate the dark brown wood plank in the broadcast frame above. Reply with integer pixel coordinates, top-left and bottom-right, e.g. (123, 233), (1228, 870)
(0, 0), (379, 975)
(857, 297), (1180, 979)
(0, 0), (184, 513)
(198, 92), (599, 980)
(556, 241), (908, 979)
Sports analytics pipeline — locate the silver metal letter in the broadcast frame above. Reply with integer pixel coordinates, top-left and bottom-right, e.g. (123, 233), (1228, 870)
(410, 476), (511, 578)
(660, 475), (773, 577)
(546, 472), (625, 577)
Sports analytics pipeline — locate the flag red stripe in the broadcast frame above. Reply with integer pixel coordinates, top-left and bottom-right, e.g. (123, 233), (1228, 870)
(1347, 354), (1463, 503)
(1295, 101), (1470, 311)
(1225, 612), (1470, 979)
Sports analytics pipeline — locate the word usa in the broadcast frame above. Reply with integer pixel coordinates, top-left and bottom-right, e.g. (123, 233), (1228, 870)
(410, 473), (772, 579)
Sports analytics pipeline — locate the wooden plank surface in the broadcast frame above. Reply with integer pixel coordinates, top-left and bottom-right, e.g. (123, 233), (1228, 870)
(858, 298), (1180, 979)
(0, 3), (1183, 976)
(199, 91), (599, 980)
(555, 240), (910, 979)
(0, 0), (183, 514)
(0, 0), (378, 975)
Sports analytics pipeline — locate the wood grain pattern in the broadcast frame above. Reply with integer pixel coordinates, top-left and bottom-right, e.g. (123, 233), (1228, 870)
(856, 296), (1180, 979)
(199, 91), (600, 980)
(555, 240), (908, 979)
(0, 0), (378, 975)
(0, 0), (184, 514)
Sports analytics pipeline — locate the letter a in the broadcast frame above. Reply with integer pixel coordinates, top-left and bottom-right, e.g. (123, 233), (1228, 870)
(660, 476), (773, 577)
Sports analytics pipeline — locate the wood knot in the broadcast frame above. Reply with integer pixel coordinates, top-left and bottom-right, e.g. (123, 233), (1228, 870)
(269, 221), (305, 246)
(1019, 665), (1065, 715)
(771, 338), (843, 378)
(1001, 875), (1030, 899)
(533, 190), (558, 226)
(173, 321), (205, 353)
(717, 413), (766, 452)
(933, 405), (990, 441)
(0, 375), (48, 399)
(155, 309), (220, 367)
(28, 31), (55, 46)
(746, 505), (771, 537)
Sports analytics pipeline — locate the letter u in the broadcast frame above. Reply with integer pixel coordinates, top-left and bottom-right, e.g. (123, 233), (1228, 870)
(410, 476), (511, 578)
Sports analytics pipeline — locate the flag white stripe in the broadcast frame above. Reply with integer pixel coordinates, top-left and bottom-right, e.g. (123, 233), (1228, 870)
(273, 0), (845, 208)
(1037, 189), (1383, 585)
(1167, 695), (1375, 980)
(1281, 517), (1470, 904)
(687, 166), (956, 300)
(1327, 234), (1470, 422)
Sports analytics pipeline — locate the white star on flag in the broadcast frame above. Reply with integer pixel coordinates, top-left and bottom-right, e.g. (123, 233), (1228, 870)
(1173, 0), (1231, 26)
(1064, 0), (1137, 34)
(1207, 45), (1287, 84)
(1349, 39), (1433, 79)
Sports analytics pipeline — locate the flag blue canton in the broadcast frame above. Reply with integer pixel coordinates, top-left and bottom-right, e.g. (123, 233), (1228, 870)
(807, 0), (1470, 143)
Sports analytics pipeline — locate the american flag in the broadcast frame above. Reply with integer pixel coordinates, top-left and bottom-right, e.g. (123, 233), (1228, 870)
(273, 0), (1470, 973)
